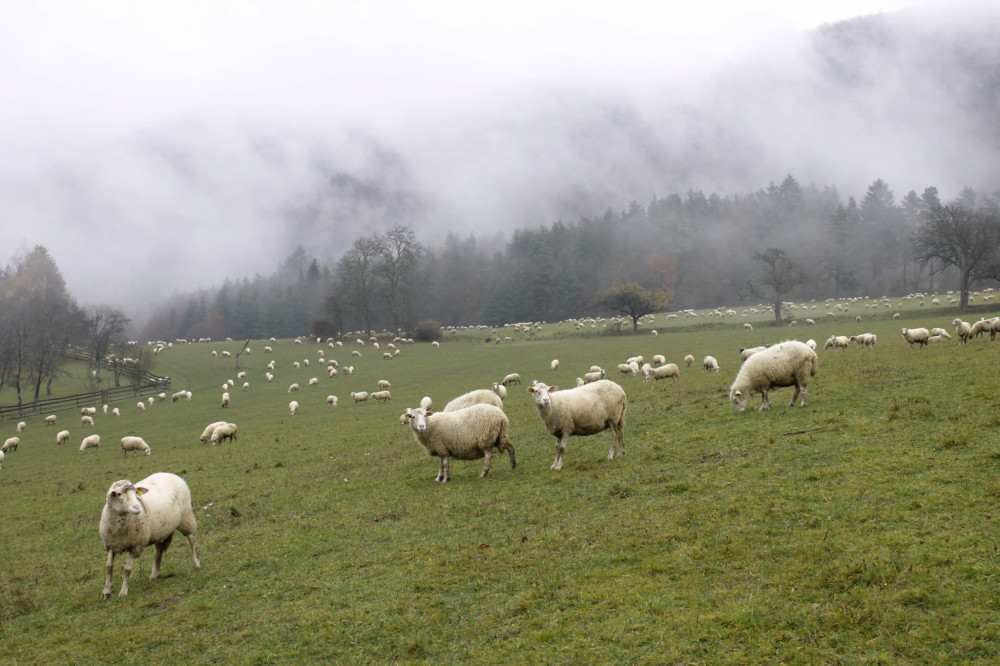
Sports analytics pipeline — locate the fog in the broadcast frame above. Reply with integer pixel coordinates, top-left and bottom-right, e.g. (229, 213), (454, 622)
(2, 0), (994, 325)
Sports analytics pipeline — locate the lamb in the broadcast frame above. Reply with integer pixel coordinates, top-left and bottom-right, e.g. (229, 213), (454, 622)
(372, 390), (392, 402)
(289, 400), (299, 415)
(221, 392), (230, 408)
(684, 354), (694, 367)
(326, 395), (338, 407)
(44, 414), (57, 425)
(501, 373), (521, 386)
(824, 335), (850, 350)
(491, 382), (507, 400)
(121, 436), (151, 456)
(527, 379), (627, 470)
(99, 472), (200, 598)
(901, 327), (931, 348)
(645, 363), (679, 385)
(952, 318), (972, 345)
(288, 383), (300, 392)
(16, 421), (26, 432)
(582, 369), (606, 384)
(729, 340), (818, 412)
(350, 391), (369, 405)
(210, 422), (238, 445)
(444, 389), (503, 412)
(2, 436), (19, 452)
(57, 429), (70, 445)
(703, 356), (719, 372)
(81, 415), (95, 427)
(80, 434), (100, 453)
(402, 405), (516, 482)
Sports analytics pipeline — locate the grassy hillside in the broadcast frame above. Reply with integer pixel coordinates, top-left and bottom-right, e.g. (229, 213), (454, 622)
(2, 302), (999, 663)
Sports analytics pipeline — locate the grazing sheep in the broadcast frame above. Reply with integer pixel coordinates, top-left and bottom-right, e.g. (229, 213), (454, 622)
(729, 340), (818, 412)
(805, 339), (817, 351)
(326, 395), (338, 407)
(703, 356), (719, 372)
(81, 407), (97, 416)
(121, 436), (151, 456)
(740, 346), (767, 361)
(617, 363), (636, 377)
(136, 401), (145, 412)
(57, 429), (70, 445)
(970, 319), (991, 339)
(952, 318), (972, 345)
(824, 335), (850, 350)
(652, 354), (666, 366)
(744, 322), (753, 330)
(684, 354), (694, 367)
(901, 327), (931, 348)
(221, 392), (230, 408)
(81, 415), (95, 427)
(44, 414), (57, 425)
(288, 383), (300, 393)
(527, 379), (627, 470)
(200, 421), (229, 444)
(2, 436), (19, 453)
(112, 407), (121, 417)
(350, 391), (369, 405)
(103, 404), (108, 414)
(893, 313), (901, 320)
(99, 472), (200, 598)
(147, 397), (155, 406)
(289, 400), (299, 415)
(377, 379), (391, 389)
(80, 434), (100, 453)
(582, 369), (605, 384)
(383, 352), (393, 360)
(372, 390), (392, 403)
(308, 377), (319, 387)
(849, 333), (877, 348)
(242, 381), (250, 391)
(501, 373), (521, 386)
(550, 359), (559, 371)
(491, 382), (507, 400)
(210, 423), (238, 445)
(441, 389), (502, 412)
(645, 363), (679, 385)
(420, 396), (433, 410)
(16, 421), (26, 433)
(402, 405), (516, 482)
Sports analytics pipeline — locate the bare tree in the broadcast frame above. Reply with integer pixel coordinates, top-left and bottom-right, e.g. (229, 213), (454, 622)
(910, 203), (1000, 310)
(89, 306), (130, 383)
(746, 248), (807, 325)
(376, 225), (423, 333)
(334, 235), (382, 335)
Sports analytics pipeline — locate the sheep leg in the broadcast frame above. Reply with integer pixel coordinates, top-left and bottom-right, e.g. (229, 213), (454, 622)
(102, 550), (116, 598)
(759, 392), (771, 410)
(479, 449), (493, 477)
(436, 456), (450, 482)
(151, 533), (174, 580)
(799, 386), (808, 407)
(551, 435), (569, 470)
(119, 552), (137, 597)
(788, 384), (800, 407)
(504, 442), (517, 469)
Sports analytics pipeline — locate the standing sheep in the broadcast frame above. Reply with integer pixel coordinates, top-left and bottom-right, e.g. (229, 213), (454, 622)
(684, 354), (694, 367)
(645, 363), (679, 385)
(44, 414), (57, 425)
(491, 382), (507, 401)
(16, 421), (26, 433)
(703, 356), (719, 372)
(901, 327), (931, 348)
(582, 369), (605, 384)
(200, 421), (229, 444)
(57, 430), (70, 445)
(729, 340), (818, 412)
(371, 390), (392, 403)
(81, 415), (95, 427)
(527, 380), (627, 470)
(289, 400), (299, 415)
(210, 423), (238, 445)
(501, 373), (521, 386)
(221, 392), (230, 408)
(402, 405), (516, 482)
(550, 359), (559, 371)
(2, 436), (19, 452)
(80, 434), (100, 453)
(121, 436), (151, 456)
(99, 472), (200, 598)
(444, 389), (503, 412)
(350, 391), (369, 405)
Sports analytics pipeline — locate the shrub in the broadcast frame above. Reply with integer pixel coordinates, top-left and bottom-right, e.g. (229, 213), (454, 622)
(412, 320), (442, 343)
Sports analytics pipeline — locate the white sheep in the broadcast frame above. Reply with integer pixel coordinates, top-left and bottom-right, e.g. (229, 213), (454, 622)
(729, 340), (818, 412)
(703, 356), (719, 372)
(99, 472), (200, 598)
(849, 333), (877, 348)
(350, 391), (369, 405)
(970, 318), (991, 339)
(81, 407), (97, 416)
(420, 396), (433, 410)
(582, 369), (605, 384)
(372, 390), (392, 402)
(645, 363), (679, 385)
(200, 421), (229, 444)
(901, 327), (931, 348)
(652, 354), (666, 366)
(740, 346), (767, 361)
(550, 359), (559, 371)
(242, 381), (250, 391)
(121, 436), (151, 456)
(527, 379), (627, 470)
(824, 335), (850, 350)
(80, 434), (100, 453)
(326, 395), (338, 407)
(147, 397), (155, 406)
(501, 373), (521, 386)
(44, 414), (57, 425)
(952, 318), (972, 345)
(617, 363), (635, 378)
(308, 377), (319, 387)
(57, 429), (70, 445)
(221, 392), (230, 408)
(929, 328), (952, 340)
(210, 423), (238, 445)
(444, 389), (503, 412)
(2, 436), (19, 452)
(81, 415), (95, 427)
(289, 400), (299, 415)
(684, 354), (694, 367)
(103, 404), (109, 414)
(112, 407), (121, 417)
(491, 382), (507, 400)
(744, 322), (753, 330)
(16, 421), (26, 433)
(288, 383), (300, 393)
(136, 401), (145, 412)
(402, 405), (516, 482)
(378, 379), (391, 389)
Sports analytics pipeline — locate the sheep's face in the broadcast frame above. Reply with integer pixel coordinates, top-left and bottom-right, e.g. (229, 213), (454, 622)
(730, 389), (749, 413)
(407, 408), (431, 433)
(106, 481), (143, 515)
(528, 383), (557, 408)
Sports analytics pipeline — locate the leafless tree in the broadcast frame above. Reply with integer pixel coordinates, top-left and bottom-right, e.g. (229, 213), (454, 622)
(745, 248), (807, 325)
(89, 306), (130, 383)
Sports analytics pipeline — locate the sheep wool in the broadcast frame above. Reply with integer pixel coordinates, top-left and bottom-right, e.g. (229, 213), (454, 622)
(527, 379), (627, 470)
(121, 436), (151, 456)
(444, 389), (503, 412)
(729, 340), (818, 412)
(403, 405), (516, 482)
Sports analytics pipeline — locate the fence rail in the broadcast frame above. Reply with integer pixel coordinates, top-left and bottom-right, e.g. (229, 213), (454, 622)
(0, 350), (171, 422)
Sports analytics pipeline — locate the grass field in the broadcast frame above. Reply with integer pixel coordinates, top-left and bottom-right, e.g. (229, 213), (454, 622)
(2, 301), (1000, 664)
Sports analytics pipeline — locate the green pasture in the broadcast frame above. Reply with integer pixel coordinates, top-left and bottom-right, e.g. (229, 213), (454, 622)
(2, 301), (1000, 664)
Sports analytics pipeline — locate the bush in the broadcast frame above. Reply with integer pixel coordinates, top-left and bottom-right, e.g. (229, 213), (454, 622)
(412, 320), (442, 343)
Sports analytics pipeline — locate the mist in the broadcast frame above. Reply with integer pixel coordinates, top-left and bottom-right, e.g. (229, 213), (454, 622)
(2, 0), (997, 326)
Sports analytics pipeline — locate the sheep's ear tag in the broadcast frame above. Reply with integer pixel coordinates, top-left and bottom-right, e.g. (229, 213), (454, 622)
(136, 487), (148, 496)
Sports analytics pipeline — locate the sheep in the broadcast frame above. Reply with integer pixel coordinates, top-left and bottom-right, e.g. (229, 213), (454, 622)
(136, 401), (145, 412)
(80, 434), (100, 453)
(901, 327), (931, 348)
(210, 423), (238, 445)
(729, 340), (818, 412)
(378, 379), (391, 389)
(806, 339), (817, 351)
(929, 328), (952, 340)
(16, 421), (26, 433)
(383, 352), (393, 360)
(288, 383), (300, 393)
(81, 415), (95, 427)
(740, 346), (767, 361)
(550, 359), (559, 371)
(57, 429), (70, 445)
(420, 396), (433, 410)
(221, 392), (230, 408)
(703, 356), (719, 372)
(953, 318), (972, 345)
(242, 381), (250, 391)
(2, 436), (19, 453)
(501, 373), (521, 386)
(491, 382), (507, 400)
(616, 363), (636, 378)
(849, 333), (877, 348)
(200, 421), (229, 444)
(157, 392), (167, 402)
(652, 354), (666, 366)
(289, 400), (299, 415)
(350, 391), (369, 405)
(444, 389), (504, 412)
(970, 319), (991, 339)
(645, 363), (680, 385)
(148, 397), (155, 406)
(222, 350), (231, 358)
(44, 414), (57, 425)
(684, 354), (694, 367)
(744, 322), (753, 330)
(112, 407), (121, 417)
(0, 450), (3, 471)
(370, 390), (391, 403)
(121, 436), (151, 456)
(527, 379), (627, 470)
(402, 405), (516, 482)
(582, 369), (605, 384)
(824, 335), (850, 350)
(103, 404), (109, 414)
(308, 377), (319, 387)
(81, 407), (97, 416)
(326, 395), (338, 407)
(99, 472), (200, 598)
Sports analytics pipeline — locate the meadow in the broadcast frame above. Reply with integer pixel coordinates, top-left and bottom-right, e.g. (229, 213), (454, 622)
(2, 301), (1000, 664)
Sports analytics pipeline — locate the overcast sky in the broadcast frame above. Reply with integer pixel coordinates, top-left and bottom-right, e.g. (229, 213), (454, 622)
(0, 0), (964, 323)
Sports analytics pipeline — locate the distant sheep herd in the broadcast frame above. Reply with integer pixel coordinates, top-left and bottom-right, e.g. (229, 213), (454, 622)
(2, 296), (997, 599)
